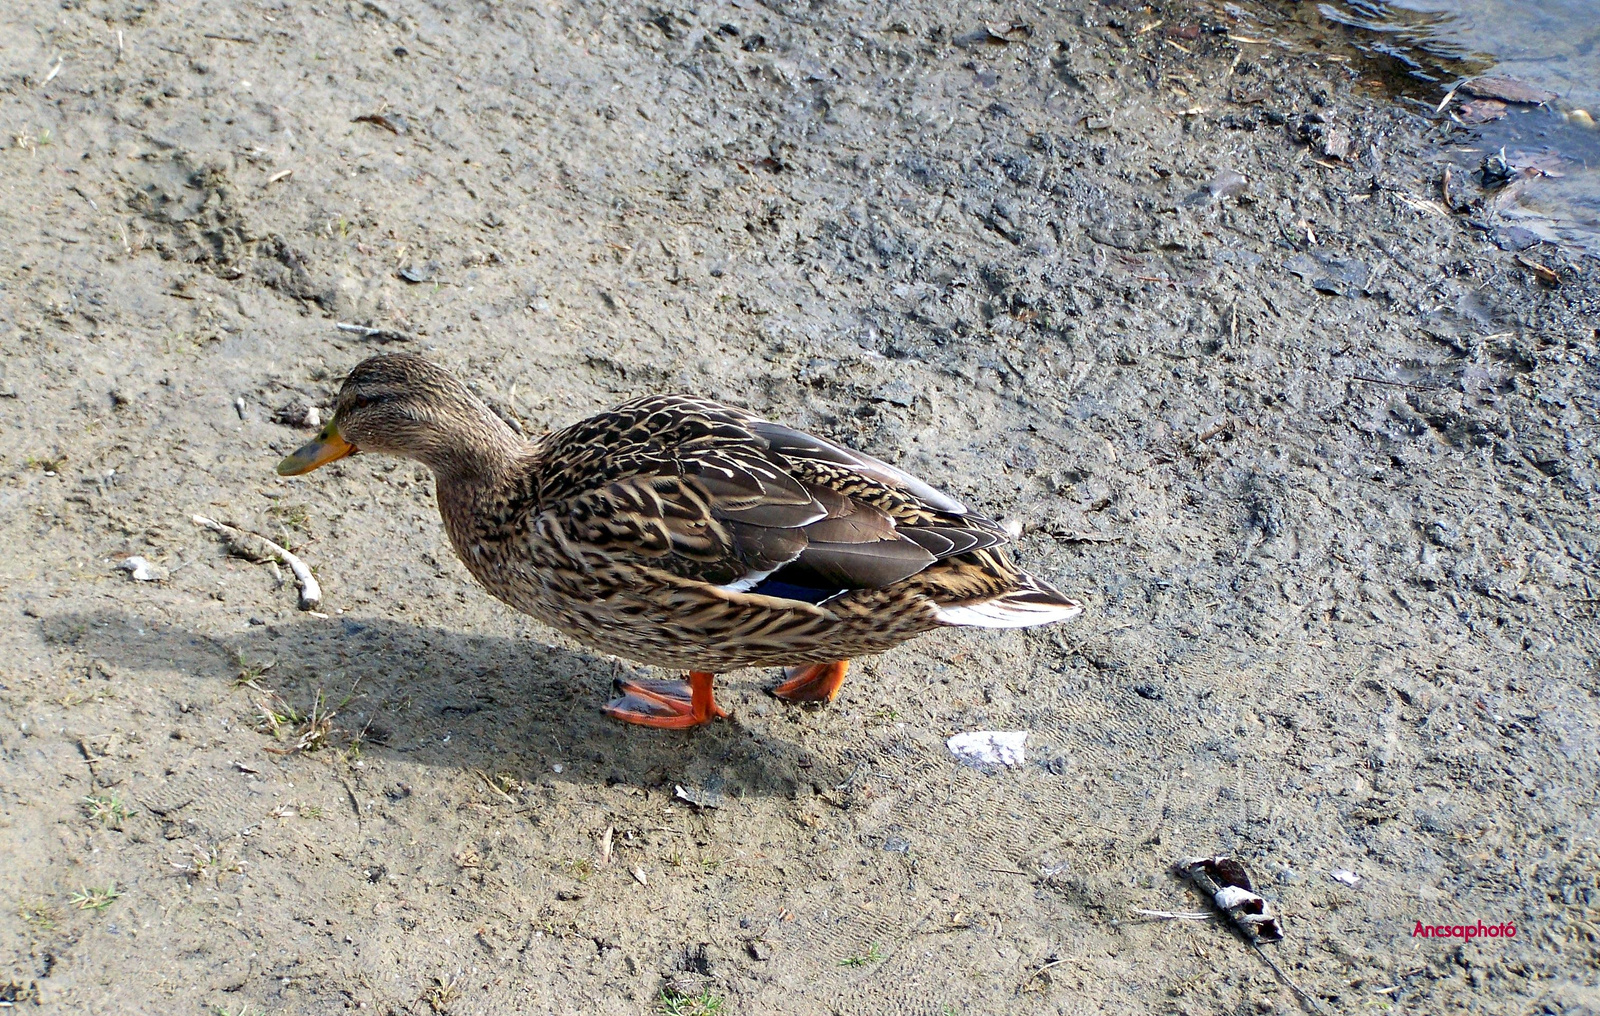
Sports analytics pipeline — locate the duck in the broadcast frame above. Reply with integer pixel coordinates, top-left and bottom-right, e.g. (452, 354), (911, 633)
(277, 354), (1083, 729)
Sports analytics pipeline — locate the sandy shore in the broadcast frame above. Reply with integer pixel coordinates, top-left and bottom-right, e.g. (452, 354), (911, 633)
(1, 0), (1596, 1012)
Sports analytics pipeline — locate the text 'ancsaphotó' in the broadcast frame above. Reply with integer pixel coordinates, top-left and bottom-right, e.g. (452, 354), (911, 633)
(1412, 921), (1516, 940)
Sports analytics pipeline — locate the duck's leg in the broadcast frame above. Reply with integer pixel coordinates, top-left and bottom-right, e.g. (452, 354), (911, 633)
(603, 671), (727, 729)
(770, 660), (851, 704)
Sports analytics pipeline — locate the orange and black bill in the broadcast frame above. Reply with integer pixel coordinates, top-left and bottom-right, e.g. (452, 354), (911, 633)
(276, 421), (356, 475)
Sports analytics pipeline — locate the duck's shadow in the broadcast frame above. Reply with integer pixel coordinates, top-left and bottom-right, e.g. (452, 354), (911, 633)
(52, 610), (830, 799)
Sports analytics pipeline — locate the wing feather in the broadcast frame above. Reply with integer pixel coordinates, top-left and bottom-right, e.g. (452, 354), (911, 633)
(749, 420), (970, 514)
(534, 394), (1013, 602)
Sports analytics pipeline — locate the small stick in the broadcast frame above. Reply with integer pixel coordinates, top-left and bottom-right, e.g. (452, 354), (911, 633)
(1130, 908), (1213, 920)
(1045, 529), (1122, 544)
(1434, 81), (1461, 114)
(1251, 941), (1323, 1014)
(42, 57), (64, 85)
(1193, 418), (1233, 444)
(1016, 956), (1066, 993)
(191, 514), (322, 610)
(471, 768), (516, 804)
(335, 322), (413, 342)
(1349, 375), (1440, 391)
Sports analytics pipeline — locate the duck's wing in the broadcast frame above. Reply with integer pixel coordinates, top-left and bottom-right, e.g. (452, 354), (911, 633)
(532, 395), (1007, 601)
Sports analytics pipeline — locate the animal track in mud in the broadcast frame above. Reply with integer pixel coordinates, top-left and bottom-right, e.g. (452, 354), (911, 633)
(126, 155), (256, 276)
(125, 154), (328, 307)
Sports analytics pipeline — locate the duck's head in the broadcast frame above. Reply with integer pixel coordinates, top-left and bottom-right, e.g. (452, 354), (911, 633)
(277, 353), (518, 477)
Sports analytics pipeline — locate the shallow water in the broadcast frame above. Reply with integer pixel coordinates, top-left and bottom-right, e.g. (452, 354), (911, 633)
(1226, 0), (1600, 253)
(1318, 0), (1598, 110)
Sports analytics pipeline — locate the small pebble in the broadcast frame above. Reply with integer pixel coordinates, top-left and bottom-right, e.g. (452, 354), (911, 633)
(118, 556), (167, 582)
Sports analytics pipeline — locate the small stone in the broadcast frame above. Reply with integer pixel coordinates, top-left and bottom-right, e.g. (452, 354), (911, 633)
(398, 260), (441, 284)
(1494, 226), (1544, 252)
(1208, 170), (1248, 200)
(1320, 127), (1352, 161)
(1458, 98), (1507, 124)
(118, 556), (167, 582)
(747, 940), (772, 960)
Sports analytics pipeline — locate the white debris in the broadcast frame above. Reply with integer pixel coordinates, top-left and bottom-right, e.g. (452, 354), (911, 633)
(1214, 886), (1259, 909)
(1329, 868), (1362, 887)
(117, 556), (166, 582)
(674, 784), (726, 809)
(947, 730), (1028, 769)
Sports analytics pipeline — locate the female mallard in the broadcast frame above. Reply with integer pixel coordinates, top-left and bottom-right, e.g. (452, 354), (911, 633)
(278, 354), (1082, 729)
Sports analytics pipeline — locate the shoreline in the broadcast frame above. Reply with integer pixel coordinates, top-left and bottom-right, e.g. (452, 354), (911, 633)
(1, 0), (1596, 1012)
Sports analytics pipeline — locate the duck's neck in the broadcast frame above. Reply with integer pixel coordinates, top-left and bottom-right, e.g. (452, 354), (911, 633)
(421, 403), (532, 534)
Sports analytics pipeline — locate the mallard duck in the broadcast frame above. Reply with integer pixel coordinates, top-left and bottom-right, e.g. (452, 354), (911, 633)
(278, 354), (1083, 729)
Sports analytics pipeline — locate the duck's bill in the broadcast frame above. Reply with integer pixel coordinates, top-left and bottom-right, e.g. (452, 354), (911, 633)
(276, 424), (356, 475)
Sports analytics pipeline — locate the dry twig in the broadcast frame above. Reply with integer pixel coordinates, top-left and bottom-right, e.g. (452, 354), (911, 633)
(191, 514), (322, 610)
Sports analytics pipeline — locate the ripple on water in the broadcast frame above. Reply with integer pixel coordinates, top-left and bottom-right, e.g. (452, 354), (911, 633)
(1198, 0), (1600, 254)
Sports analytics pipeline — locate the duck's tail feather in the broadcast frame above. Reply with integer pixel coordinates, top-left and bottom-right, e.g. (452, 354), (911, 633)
(933, 574), (1084, 629)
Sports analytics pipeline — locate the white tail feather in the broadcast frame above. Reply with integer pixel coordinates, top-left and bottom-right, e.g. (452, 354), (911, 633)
(934, 592), (1084, 629)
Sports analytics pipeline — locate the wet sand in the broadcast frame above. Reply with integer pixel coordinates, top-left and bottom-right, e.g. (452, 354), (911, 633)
(1, 0), (1597, 1013)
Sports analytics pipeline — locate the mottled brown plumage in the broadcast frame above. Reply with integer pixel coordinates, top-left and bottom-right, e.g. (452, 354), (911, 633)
(278, 354), (1083, 728)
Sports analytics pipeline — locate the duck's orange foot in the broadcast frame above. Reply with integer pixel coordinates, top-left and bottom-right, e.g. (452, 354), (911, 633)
(602, 671), (727, 729)
(770, 660), (851, 704)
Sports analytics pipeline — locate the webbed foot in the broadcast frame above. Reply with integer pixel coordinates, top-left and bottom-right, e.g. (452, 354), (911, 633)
(770, 660), (851, 704)
(603, 671), (727, 729)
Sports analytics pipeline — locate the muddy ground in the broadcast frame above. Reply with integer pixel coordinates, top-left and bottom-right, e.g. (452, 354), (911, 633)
(2, 0), (1598, 1013)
